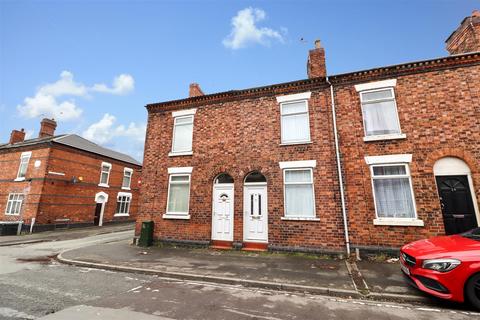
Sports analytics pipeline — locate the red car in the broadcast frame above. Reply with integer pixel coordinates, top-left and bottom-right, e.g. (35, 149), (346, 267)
(400, 228), (480, 309)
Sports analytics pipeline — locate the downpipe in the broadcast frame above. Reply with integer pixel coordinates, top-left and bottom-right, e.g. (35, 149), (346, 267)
(327, 78), (351, 257)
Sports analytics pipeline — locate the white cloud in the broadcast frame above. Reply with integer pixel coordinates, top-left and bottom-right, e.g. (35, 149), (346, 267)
(24, 129), (34, 140)
(17, 92), (83, 121)
(82, 113), (146, 160)
(38, 71), (88, 97)
(17, 71), (135, 121)
(223, 7), (285, 50)
(92, 74), (135, 95)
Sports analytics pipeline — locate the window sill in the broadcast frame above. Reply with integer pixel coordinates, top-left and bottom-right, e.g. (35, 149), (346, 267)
(373, 218), (424, 227)
(281, 216), (320, 221)
(163, 214), (191, 220)
(98, 183), (110, 188)
(14, 177), (25, 182)
(168, 151), (193, 157)
(4, 213), (21, 216)
(121, 187), (131, 191)
(114, 213), (130, 217)
(279, 141), (312, 146)
(363, 133), (406, 142)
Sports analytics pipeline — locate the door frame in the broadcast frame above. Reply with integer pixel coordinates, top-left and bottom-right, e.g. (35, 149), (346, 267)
(433, 158), (480, 228)
(211, 183), (234, 241)
(94, 192), (109, 227)
(243, 182), (268, 243)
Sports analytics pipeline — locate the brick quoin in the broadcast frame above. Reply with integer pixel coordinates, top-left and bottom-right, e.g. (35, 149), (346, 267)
(138, 12), (480, 253)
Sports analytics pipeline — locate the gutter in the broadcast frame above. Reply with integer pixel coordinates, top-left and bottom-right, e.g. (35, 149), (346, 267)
(326, 78), (351, 256)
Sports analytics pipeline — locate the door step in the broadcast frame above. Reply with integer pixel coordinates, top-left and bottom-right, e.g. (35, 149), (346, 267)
(242, 242), (268, 251)
(210, 240), (233, 250)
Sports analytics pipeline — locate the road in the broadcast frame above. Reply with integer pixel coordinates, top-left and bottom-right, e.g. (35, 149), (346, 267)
(0, 230), (478, 320)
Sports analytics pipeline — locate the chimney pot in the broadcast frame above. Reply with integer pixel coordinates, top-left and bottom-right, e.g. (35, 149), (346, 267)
(9, 129), (26, 144)
(314, 39), (322, 49)
(189, 83), (204, 97)
(38, 118), (57, 138)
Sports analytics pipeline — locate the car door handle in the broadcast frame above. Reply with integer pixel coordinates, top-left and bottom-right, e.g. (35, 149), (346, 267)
(453, 214), (465, 218)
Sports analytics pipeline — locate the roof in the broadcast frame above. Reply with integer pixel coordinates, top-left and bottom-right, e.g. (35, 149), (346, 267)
(146, 51), (480, 112)
(0, 134), (141, 166)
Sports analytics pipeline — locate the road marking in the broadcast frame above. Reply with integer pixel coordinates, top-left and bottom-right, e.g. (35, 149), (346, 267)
(127, 285), (143, 292)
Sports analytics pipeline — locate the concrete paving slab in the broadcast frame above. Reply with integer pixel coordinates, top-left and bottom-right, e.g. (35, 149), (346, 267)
(60, 241), (355, 292)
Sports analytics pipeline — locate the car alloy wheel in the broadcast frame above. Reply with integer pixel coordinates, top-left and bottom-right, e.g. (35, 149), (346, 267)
(465, 273), (480, 310)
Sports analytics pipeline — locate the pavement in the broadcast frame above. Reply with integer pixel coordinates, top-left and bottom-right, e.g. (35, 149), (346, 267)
(58, 240), (435, 305)
(0, 222), (135, 246)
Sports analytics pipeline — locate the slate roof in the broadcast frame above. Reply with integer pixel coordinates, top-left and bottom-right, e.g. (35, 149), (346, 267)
(0, 134), (141, 166)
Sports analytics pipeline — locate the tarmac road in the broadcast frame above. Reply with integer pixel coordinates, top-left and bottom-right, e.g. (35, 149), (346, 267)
(0, 229), (478, 320)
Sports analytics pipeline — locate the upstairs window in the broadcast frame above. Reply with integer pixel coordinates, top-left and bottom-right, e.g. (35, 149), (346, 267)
(371, 164), (416, 219)
(280, 100), (311, 144)
(360, 88), (401, 137)
(122, 168), (133, 189)
(16, 152), (31, 180)
(5, 193), (24, 215)
(115, 193), (132, 216)
(99, 162), (112, 187)
(170, 109), (196, 155)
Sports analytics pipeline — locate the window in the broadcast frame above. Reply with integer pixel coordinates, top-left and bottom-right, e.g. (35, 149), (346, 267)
(16, 152), (31, 180)
(166, 170), (191, 217)
(115, 193), (131, 216)
(122, 168), (133, 189)
(171, 114), (194, 154)
(360, 88), (401, 137)
(99, 162), (111, 187)
(370, 164), (416, 219)
(280, 100), (311, 144)
(283, 168), (315, 218)
(5, 193), (24, 215)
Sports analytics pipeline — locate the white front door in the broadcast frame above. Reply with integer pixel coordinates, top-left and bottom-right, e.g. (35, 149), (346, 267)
(243, 185), (268, 242)
(212, 185), (234, 241)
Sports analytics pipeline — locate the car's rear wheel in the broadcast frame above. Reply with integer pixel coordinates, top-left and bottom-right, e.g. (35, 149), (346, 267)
(465, 273), (480, 310)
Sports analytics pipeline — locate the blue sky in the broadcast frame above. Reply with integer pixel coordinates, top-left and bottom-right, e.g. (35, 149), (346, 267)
(0, 0), (477, 161)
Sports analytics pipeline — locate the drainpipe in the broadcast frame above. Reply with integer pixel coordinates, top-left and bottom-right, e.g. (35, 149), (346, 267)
(326, 78), (351, 256)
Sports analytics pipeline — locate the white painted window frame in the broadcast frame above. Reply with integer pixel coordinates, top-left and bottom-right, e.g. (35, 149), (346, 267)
(169, 108), (196, 156)
(15, 151), (31, 181)
(5, 193), (25, 215)
(122, 167), (133, 190)
(279, 160), (319, 221)
(365, 154), (423, 226)
(98, 162), (112, 187)
(115, 192), (132, 216)
(277, 92), (312, 145)
(164, 167), (192, 219)
(355, 79), (406, 142)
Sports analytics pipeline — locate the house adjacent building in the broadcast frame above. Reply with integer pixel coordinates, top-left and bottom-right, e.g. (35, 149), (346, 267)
(136, 11), (480, 253)
(0, 118), (142, 235)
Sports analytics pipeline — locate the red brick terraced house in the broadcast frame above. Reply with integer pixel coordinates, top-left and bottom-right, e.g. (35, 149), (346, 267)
(136, 11), (480, 254)
(0, 118), (142, 235)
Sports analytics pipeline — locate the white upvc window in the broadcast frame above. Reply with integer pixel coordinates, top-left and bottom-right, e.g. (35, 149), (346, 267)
(277, 92), (312, 145)
(15, 152), (31, 181)
(278, 160), (317, 220)
(355, 79), (405, 141)
(365, 154), (422, 226)
(122, 168), (133, 190)
(164, 167), (193, 219)
(115, 192), (132, 216)
(170, 108), (196, 156)
(5, 193), (24, 215)
(98, 162), (112, 187)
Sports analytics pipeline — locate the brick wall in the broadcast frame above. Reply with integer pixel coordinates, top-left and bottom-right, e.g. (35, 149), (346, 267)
(138, 88), (346, 250)
(38, 145), (141, 225)
(0, 146), (50, 224)
(334, 64), (480, 248)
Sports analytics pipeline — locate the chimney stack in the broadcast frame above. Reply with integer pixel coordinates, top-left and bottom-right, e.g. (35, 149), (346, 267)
(9, 129), (26, 144)
(38, 118), (57, 138)
(189, 83), (204, 97)
(307, 39), (327, 79)
(446, 10), (480, 55)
